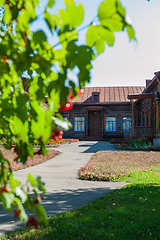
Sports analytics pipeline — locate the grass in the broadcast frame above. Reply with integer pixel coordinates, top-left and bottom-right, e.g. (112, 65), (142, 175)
(1, 150), (160, 240)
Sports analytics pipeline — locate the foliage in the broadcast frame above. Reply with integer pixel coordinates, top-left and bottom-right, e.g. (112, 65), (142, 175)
(121, 137), (152, 149)
(2, 162), (160, 239)
(0, 0), (136, 229)
(78, 150), (160, 181)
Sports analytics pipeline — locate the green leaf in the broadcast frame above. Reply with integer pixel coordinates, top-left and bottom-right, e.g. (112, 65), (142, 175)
(95, 39), (105, 56)
(117, 0), (126, 17)
(86, 25), (115, 54)
(100, 13), (123, 32)
(126, 25), (136, 42)
(86, 25), (98, 47)
(2, 192), (15, 209)
(100, 26), (115, 46)
(27, 144), (34, 159)
(36, 176), (46, 193)
(74, 3), (84, 27)
(44, 11), (55, 32)
(47, 0), (55, 8)
(0, 0), (5, 5)
(35, 204), (48, 225)
(9, 116), (29, 142)
(28, 173), (37, 187)
(3, 4), (12, 24)
(33, 30), (47, 45)
(98, 0), (116, 19)
(59, 0), (84, 28)
(59, 29), (78, 44)
(9, 173), (20, 189)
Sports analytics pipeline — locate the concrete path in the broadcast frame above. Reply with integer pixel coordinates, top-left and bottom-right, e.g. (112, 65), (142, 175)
(0, 141), (127, 236)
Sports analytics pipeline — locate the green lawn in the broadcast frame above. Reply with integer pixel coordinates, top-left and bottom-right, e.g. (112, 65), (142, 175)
(2, 151), (160, 240)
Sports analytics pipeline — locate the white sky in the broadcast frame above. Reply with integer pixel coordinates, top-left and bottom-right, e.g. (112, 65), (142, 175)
(31, 0), (160, 87)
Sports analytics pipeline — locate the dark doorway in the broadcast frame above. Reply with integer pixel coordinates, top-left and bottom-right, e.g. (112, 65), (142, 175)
(88, 110), (102, 137)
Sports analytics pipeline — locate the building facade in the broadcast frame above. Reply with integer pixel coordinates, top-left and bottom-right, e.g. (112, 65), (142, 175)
(62, 86), (145, 140)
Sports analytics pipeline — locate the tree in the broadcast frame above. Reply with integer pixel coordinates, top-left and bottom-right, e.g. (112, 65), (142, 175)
(0, 0), (136, 228)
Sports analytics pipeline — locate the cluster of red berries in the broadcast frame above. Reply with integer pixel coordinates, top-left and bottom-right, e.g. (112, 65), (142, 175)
(68, 89), (84, 100)
(26, 216), (39, 229)
(58, 89), (84, 113)
(58, 102), (73, 112)
(51, 128), (63, 141)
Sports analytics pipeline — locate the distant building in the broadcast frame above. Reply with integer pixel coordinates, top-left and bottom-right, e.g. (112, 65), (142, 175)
(62, 71), (160, 141)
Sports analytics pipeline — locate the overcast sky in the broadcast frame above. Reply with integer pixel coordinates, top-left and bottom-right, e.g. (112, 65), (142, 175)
(32, 0), (160, 87)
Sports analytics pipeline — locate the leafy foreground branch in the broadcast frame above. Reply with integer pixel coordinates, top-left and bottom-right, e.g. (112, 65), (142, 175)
(2, 152), (160, 240)
(0, 0), (137, 230)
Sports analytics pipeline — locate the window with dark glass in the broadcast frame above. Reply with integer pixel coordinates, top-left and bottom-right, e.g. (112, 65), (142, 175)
(156, 103), (159, 128)
(149, 110), (151, 126)
(92, 92), (99, 102)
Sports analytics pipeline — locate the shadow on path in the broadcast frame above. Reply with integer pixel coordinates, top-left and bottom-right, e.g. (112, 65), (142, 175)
(0, 186), (117, 235)
(79, 141), (116, 153)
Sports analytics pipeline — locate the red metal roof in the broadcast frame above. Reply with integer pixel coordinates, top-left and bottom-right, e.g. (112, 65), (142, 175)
(72, 86), (145, 104)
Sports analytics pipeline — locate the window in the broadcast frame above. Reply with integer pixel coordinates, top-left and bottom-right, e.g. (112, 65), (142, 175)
(145, 112), (147, 131)
(149, 110), (151, 127)
(122, 116), (131, 132)
(141, 115), (143, 126)
(74, 116), (85, 132)
(92, 92), (99, 102)
(145, 112), (147, 128)
(156, 103), (159, 128)
(105, 116), (116, 132)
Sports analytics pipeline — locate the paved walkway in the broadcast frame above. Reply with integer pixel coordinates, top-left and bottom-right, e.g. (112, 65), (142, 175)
(0, 141), (127, 236)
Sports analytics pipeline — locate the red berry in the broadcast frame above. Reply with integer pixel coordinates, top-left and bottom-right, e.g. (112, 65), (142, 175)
(14, 156), (18, 162)
(13, 209), (21, 218)
(40, 195), (44, 201)
(58, 102), (73, 112)
(14, 147), (18, 153)
(1, 186), (8, 193)
(79, 89), (84, 95)
(23, 40), (27, 46)
(51, 132), (56, 140)
(58, 131), (63, 140)
(2, 55), (7, 64)
(26, 216), (39, 229)
(58, 135), (62, 140)
(34, 199), (39, 205)
(59, 131), (63, 136)
(69, 93), (74, 100)
(3, 56), (7, 60)
(24, 33), (27, 38)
